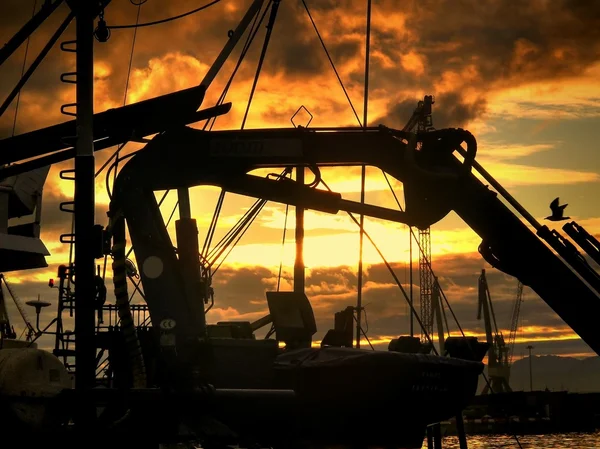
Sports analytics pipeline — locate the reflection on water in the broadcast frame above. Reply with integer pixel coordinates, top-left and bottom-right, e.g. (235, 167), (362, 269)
(421, 432), (600, 449)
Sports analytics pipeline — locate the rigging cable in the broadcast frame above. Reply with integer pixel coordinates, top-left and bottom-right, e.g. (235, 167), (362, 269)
(114, 0), (265, 241)
(240, 0), (281, 129)
(206, 173), (291, 264)
(352, 313), (374, 350)
(208, 168), (292, 273)
(108, 0), (142, 197)
(144, 0), (267, 225)
(101, 1), (143, 280)
(202, 190), (226, 257)
(204, 0), (270, 131)
(277, 203), (289, 292)
(301, 0), (362, 127)
(318, 178), (438, 354)
(207, 200), (262, 262)
(356, 0), (372, 348)
(110, 0), (221, 29)
(212, 200), (267, 274)
(11, 0), (37, 137)
(380, 171), (522, 447)
(382, 169), (458, 336)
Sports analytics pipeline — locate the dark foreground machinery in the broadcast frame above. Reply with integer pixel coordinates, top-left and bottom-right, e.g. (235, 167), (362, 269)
(102, 123), (600, 447)
(2, 107), (600, 448)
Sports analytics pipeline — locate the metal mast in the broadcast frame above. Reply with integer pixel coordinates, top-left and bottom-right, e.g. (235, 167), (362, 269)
(417, 98), (434, 341)
(294, 166), (305, 294)
(356, 0), (372, 348)
(419, 228), (433, 340)
(401, 96), (435, 342)
(72, 0), (97, 422)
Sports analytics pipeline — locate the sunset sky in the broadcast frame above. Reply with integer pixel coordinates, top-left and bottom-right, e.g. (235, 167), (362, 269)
(1, 0), (599, 360)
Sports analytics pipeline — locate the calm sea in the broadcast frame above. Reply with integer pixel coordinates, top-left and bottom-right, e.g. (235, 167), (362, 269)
(420, 432), (600, 448)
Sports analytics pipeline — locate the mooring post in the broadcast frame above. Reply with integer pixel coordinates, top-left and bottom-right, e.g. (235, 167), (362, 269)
(426, 425), (434, 449)
(455, 413), (469, 449)
(433, 422), (443, 449)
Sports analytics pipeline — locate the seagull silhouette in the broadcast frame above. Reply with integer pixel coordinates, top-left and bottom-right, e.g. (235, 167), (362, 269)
(545, 197), (570, 221)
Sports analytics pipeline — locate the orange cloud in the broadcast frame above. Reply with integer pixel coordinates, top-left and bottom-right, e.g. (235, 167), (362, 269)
(487, 62), (600, 120)
(400, 51), (426, 75)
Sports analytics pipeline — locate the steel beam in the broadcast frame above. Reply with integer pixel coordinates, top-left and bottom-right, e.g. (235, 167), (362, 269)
(0, 0), (63, 66)
(0, 12), (74, 119)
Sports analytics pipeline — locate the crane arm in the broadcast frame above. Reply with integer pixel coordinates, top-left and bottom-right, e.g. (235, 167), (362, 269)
(0, 282), (16, 339)
(109, 126), (476, 345)
(109, 125), (600, 361)
(0, 274), (36, 340)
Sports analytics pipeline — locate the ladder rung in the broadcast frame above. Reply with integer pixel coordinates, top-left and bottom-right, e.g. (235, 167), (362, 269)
(60, 40), (77, 53)
(60, 103), (77, 117)
(60, 201), (75, 213)
(60, 168), (75, 180)
(60, 72), (77, 84)
(60, 233), (75, 244)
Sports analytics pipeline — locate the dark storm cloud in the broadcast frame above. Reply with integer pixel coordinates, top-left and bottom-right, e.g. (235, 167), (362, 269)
(263, 2), (326, 77)
(374, 92), (489, 129)
(211, 265), (275, 314)
(402, 0), (600, 83)
(370, 0), (600, 127)
(194, 253), (595, 356)
(36, 185), (111, 233)
(2, 0), (598, 358)
(306, 265), (357, 289)
(4, 0), (600, 136)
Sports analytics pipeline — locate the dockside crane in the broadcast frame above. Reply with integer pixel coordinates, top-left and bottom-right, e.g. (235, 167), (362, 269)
(508, 281), (524, 365)
(0, 282), (17, 340)
(478, 269), (511, 394)
(0, 274), (36, 342)
(402, 96), (440, 344)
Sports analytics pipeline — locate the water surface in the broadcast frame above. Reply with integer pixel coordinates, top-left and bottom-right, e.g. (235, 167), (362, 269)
(421, 432), (600, 448)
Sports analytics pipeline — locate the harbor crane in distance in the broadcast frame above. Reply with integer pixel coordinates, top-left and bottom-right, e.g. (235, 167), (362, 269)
(507, 281), (524, 365)
(0, 274), (36, 343)
(478, 269), (511, 394)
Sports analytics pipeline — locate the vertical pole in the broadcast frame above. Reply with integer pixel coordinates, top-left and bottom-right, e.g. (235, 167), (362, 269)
(0, 193), (8, 233)
(409, 227), (414, 336)
(527, 345), (534, 391)
(426, 426), (434, 449)
(177, 188), (192, 219)
(433, 422), (443, 449)
(356, 0), (372, 350)
(294, 167), (305, 294)
(455, 413), (469, 449)
(73, 0), (96, 417)
(357, 169), (365, 349)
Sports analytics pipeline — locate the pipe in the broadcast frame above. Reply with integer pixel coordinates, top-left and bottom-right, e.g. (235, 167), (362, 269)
(109, 211), (147, 388)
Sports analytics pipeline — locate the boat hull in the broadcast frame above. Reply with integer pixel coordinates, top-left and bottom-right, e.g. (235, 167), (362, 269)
(210, 347), (483, 448)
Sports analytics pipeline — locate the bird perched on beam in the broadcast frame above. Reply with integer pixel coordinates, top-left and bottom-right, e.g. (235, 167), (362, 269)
(545, 197), (570, 221)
